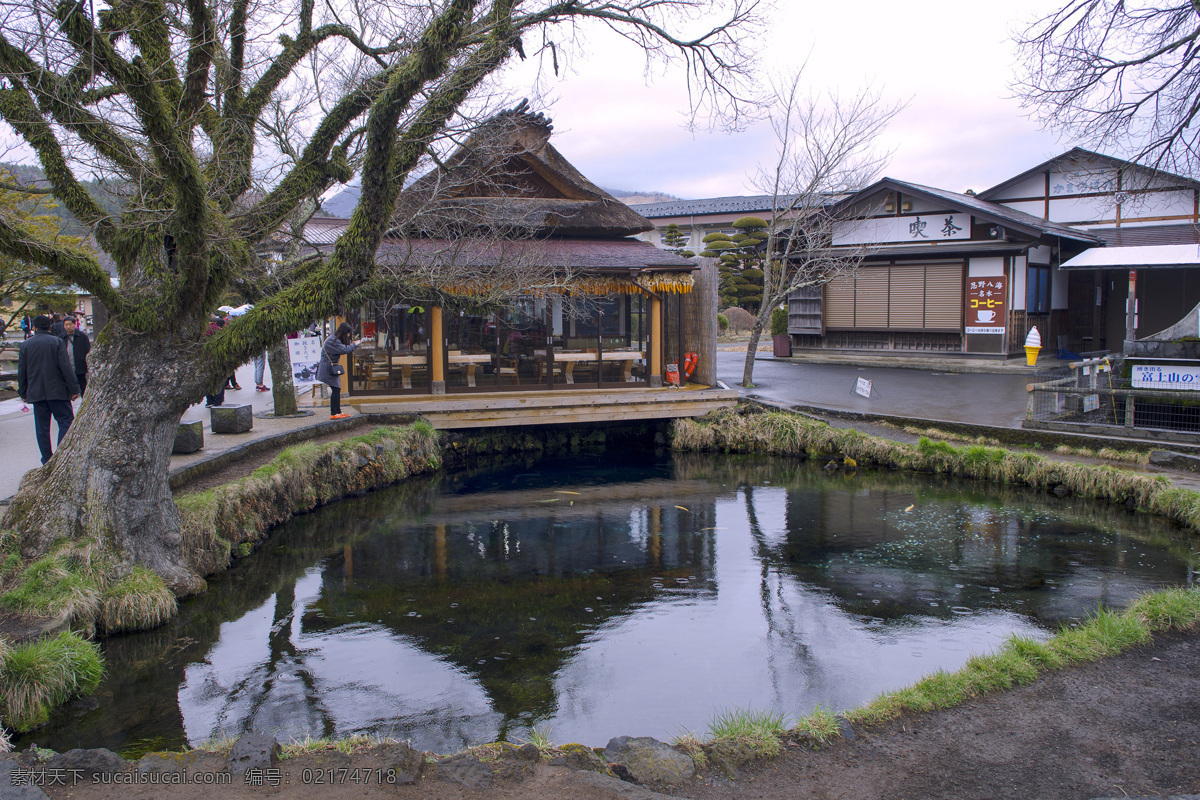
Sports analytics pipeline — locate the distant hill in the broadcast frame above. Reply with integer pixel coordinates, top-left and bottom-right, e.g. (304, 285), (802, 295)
(0, 163), (123, 238)
(603, 188), (680, 205)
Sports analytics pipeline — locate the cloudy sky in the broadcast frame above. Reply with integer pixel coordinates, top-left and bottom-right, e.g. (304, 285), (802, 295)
(497, 0), (1075, 199)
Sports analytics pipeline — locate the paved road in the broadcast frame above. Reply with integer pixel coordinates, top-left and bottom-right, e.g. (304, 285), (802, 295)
(715, 351), (1037, 429)
(0, 361), (278, 501)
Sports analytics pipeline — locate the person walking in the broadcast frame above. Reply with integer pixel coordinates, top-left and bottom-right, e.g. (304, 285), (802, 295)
(17, 314), (80, 464)
(317, 321), (360, 420)
(60, 314), (91, 396)
(253, 350), (269, 392)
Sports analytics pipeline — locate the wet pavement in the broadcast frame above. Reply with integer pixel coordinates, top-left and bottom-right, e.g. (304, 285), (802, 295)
(715, 351), (1046, 429)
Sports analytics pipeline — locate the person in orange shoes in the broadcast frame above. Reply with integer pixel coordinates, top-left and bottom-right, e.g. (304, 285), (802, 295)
(318, 321), (361, 419)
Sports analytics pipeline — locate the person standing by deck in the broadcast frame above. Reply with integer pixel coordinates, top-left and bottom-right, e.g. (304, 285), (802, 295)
(17, 314), (80, 464)
(318, 322), (361, 420)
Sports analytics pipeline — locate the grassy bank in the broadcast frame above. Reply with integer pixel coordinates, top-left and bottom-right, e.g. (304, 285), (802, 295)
(672, 406), (1200, 531)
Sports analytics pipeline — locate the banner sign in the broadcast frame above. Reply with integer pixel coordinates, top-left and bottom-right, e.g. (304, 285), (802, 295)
(965, 276), (1006, 335)
(288, 336), (324, 391)
(1131, 364), (1200, 390)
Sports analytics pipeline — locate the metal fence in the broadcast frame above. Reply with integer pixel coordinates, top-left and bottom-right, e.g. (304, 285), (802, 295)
(1026, 356), (1200, 441)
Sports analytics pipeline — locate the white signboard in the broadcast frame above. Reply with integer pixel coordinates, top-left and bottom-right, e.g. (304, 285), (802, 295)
(288, 336), (324, 391)
(1131, 364), (1200, 390)
(834, 213), (972, 245)
(854, 377), (873, 398)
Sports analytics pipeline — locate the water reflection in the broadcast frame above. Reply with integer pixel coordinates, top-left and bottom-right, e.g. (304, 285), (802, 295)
(22, 453), (1196, 756)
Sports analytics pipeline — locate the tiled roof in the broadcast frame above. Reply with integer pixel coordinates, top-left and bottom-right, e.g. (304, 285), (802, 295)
(369, 236), (697, 270)
(1089, 224), (1200, 247)
(628, 194), (807, 218)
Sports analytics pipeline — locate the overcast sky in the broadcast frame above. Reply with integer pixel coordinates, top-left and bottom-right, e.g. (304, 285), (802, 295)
(498, 0), (1074, 199)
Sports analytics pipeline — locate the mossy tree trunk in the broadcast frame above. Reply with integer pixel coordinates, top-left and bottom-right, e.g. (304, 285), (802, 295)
(268, 339), (298, 416)
(2, 331), (213, 593)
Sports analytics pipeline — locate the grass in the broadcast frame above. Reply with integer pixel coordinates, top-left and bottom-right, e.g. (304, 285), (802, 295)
(706, 708), (789, 759)
(790, 704), (842, 747)
(0, 631), (104, 731)
(280, 733), (394, 758)
(672, 406), (1200, 531)
(514, 725), (555, 756)
(100, 566), (177, 633)
(843, 589), (1199, 730)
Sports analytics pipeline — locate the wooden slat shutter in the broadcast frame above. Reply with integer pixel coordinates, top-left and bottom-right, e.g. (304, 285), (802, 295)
(854, 268), (889, 327)
(824, 273), (855, 328)
(888, 265), (925, 328)
(923, 263), (963, 329)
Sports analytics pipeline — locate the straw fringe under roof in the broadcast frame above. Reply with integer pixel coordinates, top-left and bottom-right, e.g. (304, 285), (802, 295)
(438, 271), (694, 297)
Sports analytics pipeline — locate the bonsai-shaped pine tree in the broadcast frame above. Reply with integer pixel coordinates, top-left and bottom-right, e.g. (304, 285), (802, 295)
(661, 223), (696, 258)
(701, 216), (769, 312)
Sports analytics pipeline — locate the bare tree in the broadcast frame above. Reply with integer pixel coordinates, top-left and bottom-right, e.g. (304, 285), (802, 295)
(740, 74), (901, 387)
(0, 0), (760, 594)
(1014, 1), (1200, 178)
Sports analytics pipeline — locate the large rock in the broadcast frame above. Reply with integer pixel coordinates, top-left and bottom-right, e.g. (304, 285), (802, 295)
(1149, 449), (1200, 472)
(434, 754), (492, 790)
(226, 733), (280, 777)
(372, 742), (424, 786)
(172, 420), (204, 454)
(210, 404), (253, 434)
(43, 748), (127, 780)
(548, 743), (612, 775)
(602, 736), (695, 786)
(0, 759), (50, 800)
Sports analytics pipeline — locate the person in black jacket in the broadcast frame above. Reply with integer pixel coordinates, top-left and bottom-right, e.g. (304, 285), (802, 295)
(60, 314), (91, 396)
(17, 314), (80, 464)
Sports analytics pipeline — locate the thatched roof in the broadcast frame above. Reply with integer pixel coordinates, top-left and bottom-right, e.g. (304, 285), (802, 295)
(394, 102), (653, 238)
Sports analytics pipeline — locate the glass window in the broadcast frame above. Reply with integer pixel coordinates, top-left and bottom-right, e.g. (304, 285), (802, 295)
(1027, 265), (1051, 314)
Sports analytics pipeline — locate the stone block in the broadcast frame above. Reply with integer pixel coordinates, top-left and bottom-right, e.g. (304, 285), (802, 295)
(210, 404), (253, 434)
(226, 732), (280, 777)
(603, 736), (695, 786)
(44, 748), (128, 780)
(172, 420), (204, 453)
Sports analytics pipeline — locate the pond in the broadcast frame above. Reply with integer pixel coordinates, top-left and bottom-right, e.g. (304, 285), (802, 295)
(20, 450), (1197, 756)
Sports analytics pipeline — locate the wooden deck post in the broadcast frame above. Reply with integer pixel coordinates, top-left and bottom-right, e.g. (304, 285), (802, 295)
(650, 295), (663, 388)
(430, 306), (445, 395)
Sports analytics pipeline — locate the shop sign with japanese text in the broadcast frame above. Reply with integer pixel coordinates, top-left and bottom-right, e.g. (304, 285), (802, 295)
(1131, 364), (1200, 390)
(965, 276), (1006, 335)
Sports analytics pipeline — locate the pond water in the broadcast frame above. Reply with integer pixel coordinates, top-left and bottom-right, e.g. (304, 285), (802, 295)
(22, 451), (1196, 756)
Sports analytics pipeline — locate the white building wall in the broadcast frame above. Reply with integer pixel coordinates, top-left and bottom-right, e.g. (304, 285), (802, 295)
(999, 200), (1044, 217)
(1012, 259), (1027, 311)
(1028, 245), (1051, 265)
(1012, 255), (1027, 310)
(1051, 263), (1069, 310)
(993, 175), (1046, 200)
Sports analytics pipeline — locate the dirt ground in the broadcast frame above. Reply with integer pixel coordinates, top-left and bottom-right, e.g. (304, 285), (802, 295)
(24, 626), (1199, 800)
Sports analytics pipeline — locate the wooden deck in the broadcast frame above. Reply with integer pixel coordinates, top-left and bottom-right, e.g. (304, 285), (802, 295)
(346, 385), (738, 429)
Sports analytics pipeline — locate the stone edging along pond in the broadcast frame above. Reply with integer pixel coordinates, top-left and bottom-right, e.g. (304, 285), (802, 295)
(3, 405), (1200, 758)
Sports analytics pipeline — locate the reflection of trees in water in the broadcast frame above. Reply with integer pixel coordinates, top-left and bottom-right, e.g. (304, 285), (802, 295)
(742, 484), (821, 709)
(22, 451), (1193, 755)
(769, 466), (1192, 624)
(315, 494), (719, 731)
